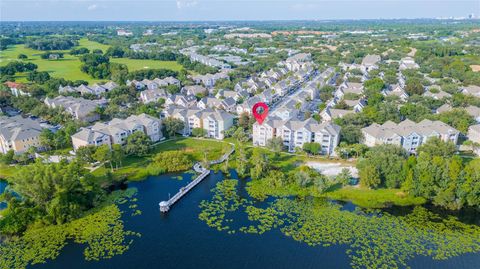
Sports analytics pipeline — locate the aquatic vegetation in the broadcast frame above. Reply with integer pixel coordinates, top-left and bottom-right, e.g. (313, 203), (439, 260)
(199, 180), (480, 269)
(69, 205), (138, 261)
(199, 179), (249, 231)
(0, 189), (141, 269)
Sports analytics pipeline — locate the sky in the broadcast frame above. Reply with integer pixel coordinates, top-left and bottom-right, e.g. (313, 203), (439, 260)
(0, 0), (479, 21)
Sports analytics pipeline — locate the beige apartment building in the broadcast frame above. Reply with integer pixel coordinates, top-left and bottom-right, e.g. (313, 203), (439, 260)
(362, 119), (460, 154)
(71, 113), (162, 150)
(0, 116), (45, 154)
(163, 106), (234, 140)
(252, 116), (341, 155)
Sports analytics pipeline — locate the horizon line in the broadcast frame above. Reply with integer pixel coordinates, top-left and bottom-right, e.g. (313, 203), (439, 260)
(2, 18), (479, 23)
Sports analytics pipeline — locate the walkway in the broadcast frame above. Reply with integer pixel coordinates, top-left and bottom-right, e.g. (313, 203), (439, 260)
(159, 144), (235, 213)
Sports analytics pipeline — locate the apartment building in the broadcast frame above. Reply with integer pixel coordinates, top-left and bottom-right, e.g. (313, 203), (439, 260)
(163, 107), (234, 140)
(71, 113), (162, 150)
(0, 116), (45, 154)
(253, 116), (341, 155)
(335, 82), (364, 99)
(139, 88), (168, 104)
(44, 96), (103, 122)
(361, 119), (460, 154)
(190, 70), (230, 88)
(59, 82), (117, 96)
(468, 124), (480, 144)
(128, 77), (180, 90)
(399, 57), (420, 70)
(461, 85), (480, 97)
(5, 81), (30, 97)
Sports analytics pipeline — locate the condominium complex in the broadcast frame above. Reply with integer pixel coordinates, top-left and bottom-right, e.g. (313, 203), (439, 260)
(44, 96), (104, 122)
(0, 116), (45, 154)
(361, 119), (459, 153)
(252, 116), (341, 155)
(163, 106), (234, 140)
(59, 82), (118, 96)
(71, 113), (162, 150)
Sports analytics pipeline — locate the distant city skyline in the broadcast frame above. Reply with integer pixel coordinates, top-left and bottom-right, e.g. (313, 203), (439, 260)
(0, 0), (479, 21)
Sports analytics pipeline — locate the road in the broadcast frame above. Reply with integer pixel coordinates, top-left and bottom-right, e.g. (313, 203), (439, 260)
(270, 68), (333, 114)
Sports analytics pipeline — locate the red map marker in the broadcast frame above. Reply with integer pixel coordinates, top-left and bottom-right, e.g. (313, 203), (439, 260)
(252, 102), (269, 124)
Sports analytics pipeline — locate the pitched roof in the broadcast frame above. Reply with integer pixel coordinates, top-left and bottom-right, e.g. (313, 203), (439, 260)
(0, 116), (43, 141)
(462, 85), (480, 95)
(72, 114), (161, 142)
(5, 81), (24, 89)
(361, 54), (381, 66)
(257, 116), (341, 136)
(44, 96), (100, 118)
(469, 124), (480, 133)
(362, 119), (459, 139)
(466, 106), (480, 117)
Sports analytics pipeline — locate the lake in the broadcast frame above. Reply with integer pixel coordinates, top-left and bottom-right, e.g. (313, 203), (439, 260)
(31, 170), (480, 269)
(0, 180), (7, 211)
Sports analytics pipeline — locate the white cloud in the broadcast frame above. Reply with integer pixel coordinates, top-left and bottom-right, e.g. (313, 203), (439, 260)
(87, 4), (97, 10)
(176, 0), (198, 9)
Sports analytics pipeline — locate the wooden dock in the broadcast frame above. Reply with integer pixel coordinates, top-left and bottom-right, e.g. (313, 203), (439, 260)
(159, 144), (234, 213)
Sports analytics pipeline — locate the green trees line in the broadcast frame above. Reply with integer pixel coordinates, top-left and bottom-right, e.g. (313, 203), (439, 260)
(357, 138), (480, 210)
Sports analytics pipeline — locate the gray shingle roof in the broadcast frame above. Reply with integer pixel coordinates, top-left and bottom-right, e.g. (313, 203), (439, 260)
(362, 119), (459, 139)
(0, 116), (43, 141)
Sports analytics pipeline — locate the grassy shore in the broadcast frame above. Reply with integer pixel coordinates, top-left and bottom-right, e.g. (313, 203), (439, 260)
(223, 141), (424, 208)
(323, 187), (426, 208)
(0, 164), (20, 180)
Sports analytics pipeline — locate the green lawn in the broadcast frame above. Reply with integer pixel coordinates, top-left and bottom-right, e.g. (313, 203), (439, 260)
(77, 38), (110, 53)
(0, 38), (183, 83)
(0, 43), (104, 83)
(0, 164), (20, 180)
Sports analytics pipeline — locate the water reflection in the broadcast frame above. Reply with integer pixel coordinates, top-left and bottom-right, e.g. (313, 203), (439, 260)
(28, 171), (480, 269)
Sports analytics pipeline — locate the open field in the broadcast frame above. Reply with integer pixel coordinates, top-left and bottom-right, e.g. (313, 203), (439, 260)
(77, 38), (110, 52)
(0, 43), (103, 83)
(0, 38), (183, 83)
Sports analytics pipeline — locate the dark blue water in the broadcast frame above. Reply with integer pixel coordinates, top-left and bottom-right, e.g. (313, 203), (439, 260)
(0, 180), (7, 210)
(31, 171), (480, 269)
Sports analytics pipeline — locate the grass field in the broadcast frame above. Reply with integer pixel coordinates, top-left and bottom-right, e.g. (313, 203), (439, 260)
(77, 38), (110, 53)
(0, 44), (102, 83)
(0, 38), (183, 83)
